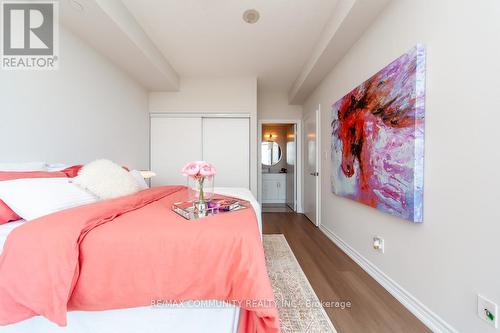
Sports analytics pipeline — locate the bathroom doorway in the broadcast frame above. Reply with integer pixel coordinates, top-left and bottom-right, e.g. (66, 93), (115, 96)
(258, 121), (302, 213)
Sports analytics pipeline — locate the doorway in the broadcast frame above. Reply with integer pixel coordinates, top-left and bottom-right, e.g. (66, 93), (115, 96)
(258, 120), (302, 213)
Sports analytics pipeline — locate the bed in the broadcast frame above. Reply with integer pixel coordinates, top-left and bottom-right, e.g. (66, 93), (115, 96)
(0, 185), (272, 333)
(0, 188), (262, 255)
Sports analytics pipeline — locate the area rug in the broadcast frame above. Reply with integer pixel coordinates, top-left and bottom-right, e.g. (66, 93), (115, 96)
(263, 234), (337, 333)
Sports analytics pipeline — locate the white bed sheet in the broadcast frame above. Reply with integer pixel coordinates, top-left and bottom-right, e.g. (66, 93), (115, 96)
(0, 220), (25, 255)
(2, 303), (240, 333)
(211, 187), (262, 234)
(0, 187), (261, 333)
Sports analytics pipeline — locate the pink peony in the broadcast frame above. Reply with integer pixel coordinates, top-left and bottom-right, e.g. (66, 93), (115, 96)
(199, 162), (216, 177)
(181, 162), (201, 177)
(181, 161), (216, 179)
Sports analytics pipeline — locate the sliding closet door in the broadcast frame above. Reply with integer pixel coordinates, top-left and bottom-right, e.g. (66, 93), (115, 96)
(202, 117), (250, 188)
(150, 117), (202, 186)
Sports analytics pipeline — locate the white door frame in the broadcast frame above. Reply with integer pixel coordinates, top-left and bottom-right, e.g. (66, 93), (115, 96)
(257, 119), (303, 213)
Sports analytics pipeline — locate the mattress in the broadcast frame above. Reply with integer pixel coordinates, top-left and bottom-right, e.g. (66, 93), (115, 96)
(0, 187), (260, 333)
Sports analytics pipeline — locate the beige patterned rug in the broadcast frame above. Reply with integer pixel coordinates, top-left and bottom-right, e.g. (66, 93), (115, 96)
(263, 234), (337, 333)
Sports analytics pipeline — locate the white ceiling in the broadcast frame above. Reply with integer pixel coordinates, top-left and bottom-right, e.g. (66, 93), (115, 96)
(121, 0), (339, 92)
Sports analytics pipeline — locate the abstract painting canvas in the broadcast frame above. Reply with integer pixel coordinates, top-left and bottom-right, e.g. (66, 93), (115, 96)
(331, 45), (425, 222)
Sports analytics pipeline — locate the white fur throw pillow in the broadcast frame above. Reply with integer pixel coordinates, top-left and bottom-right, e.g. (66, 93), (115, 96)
(73, 159), (139, 199)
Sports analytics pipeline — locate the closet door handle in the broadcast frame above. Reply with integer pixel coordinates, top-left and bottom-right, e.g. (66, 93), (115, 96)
(310, 172), (319, 176)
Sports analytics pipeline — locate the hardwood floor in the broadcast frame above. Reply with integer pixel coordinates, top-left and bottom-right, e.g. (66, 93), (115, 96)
(262, 203), (294, 213)
(262, 212), (431, 333)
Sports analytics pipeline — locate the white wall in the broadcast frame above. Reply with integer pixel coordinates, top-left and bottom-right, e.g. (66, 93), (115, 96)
(303, 0), (500, 332)
(257, 91), (302, 208)
(258, 91), (302, 120)
(149, 77), (258, 195)
(0, 27), (149, 169)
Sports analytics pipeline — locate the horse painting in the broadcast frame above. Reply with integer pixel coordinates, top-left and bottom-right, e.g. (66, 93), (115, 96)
(331, 45), (425, 222)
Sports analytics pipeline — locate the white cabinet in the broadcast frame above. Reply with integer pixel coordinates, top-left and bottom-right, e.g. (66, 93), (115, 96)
(202, 118), (249, 188)
(150, 115), (250, 188)
(150, 117), (202, 186)
(262, 173), (286, 203)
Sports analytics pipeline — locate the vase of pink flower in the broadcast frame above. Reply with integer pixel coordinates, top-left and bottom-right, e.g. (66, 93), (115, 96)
(181, 161), (216, 213)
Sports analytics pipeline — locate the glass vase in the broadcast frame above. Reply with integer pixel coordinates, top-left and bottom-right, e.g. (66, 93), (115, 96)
(187, 176), (215, 209)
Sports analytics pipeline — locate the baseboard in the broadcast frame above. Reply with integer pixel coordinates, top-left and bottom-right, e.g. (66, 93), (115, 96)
(319, 225), (458, 333)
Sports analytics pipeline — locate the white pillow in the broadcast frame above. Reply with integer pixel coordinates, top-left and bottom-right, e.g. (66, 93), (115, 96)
(0, 178), (98, 221)
(0, 162), (47, 171)
(72, 159), (139, 199)
(130, 170), (149, 190)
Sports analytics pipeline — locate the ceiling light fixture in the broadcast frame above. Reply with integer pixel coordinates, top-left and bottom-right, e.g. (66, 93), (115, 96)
(242, 9), (260, 24)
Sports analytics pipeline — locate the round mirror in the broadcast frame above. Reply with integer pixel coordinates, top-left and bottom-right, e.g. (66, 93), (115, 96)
(261, 141), (282, 166)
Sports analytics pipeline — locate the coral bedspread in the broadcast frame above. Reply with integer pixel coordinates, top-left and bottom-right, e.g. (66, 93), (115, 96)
(0, 186), (279, 332)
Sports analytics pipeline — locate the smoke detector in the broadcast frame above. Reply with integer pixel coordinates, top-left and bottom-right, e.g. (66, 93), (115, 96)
(242, 9), (260, 24)
(68, 0), (84, 12)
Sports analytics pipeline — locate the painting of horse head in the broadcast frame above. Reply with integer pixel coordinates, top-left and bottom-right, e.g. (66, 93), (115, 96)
(331, 45), (425, 222)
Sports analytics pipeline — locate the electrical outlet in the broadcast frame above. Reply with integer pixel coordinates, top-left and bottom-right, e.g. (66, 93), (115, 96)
(373, 236), (384, 253)
(478, 294), (498, 328)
